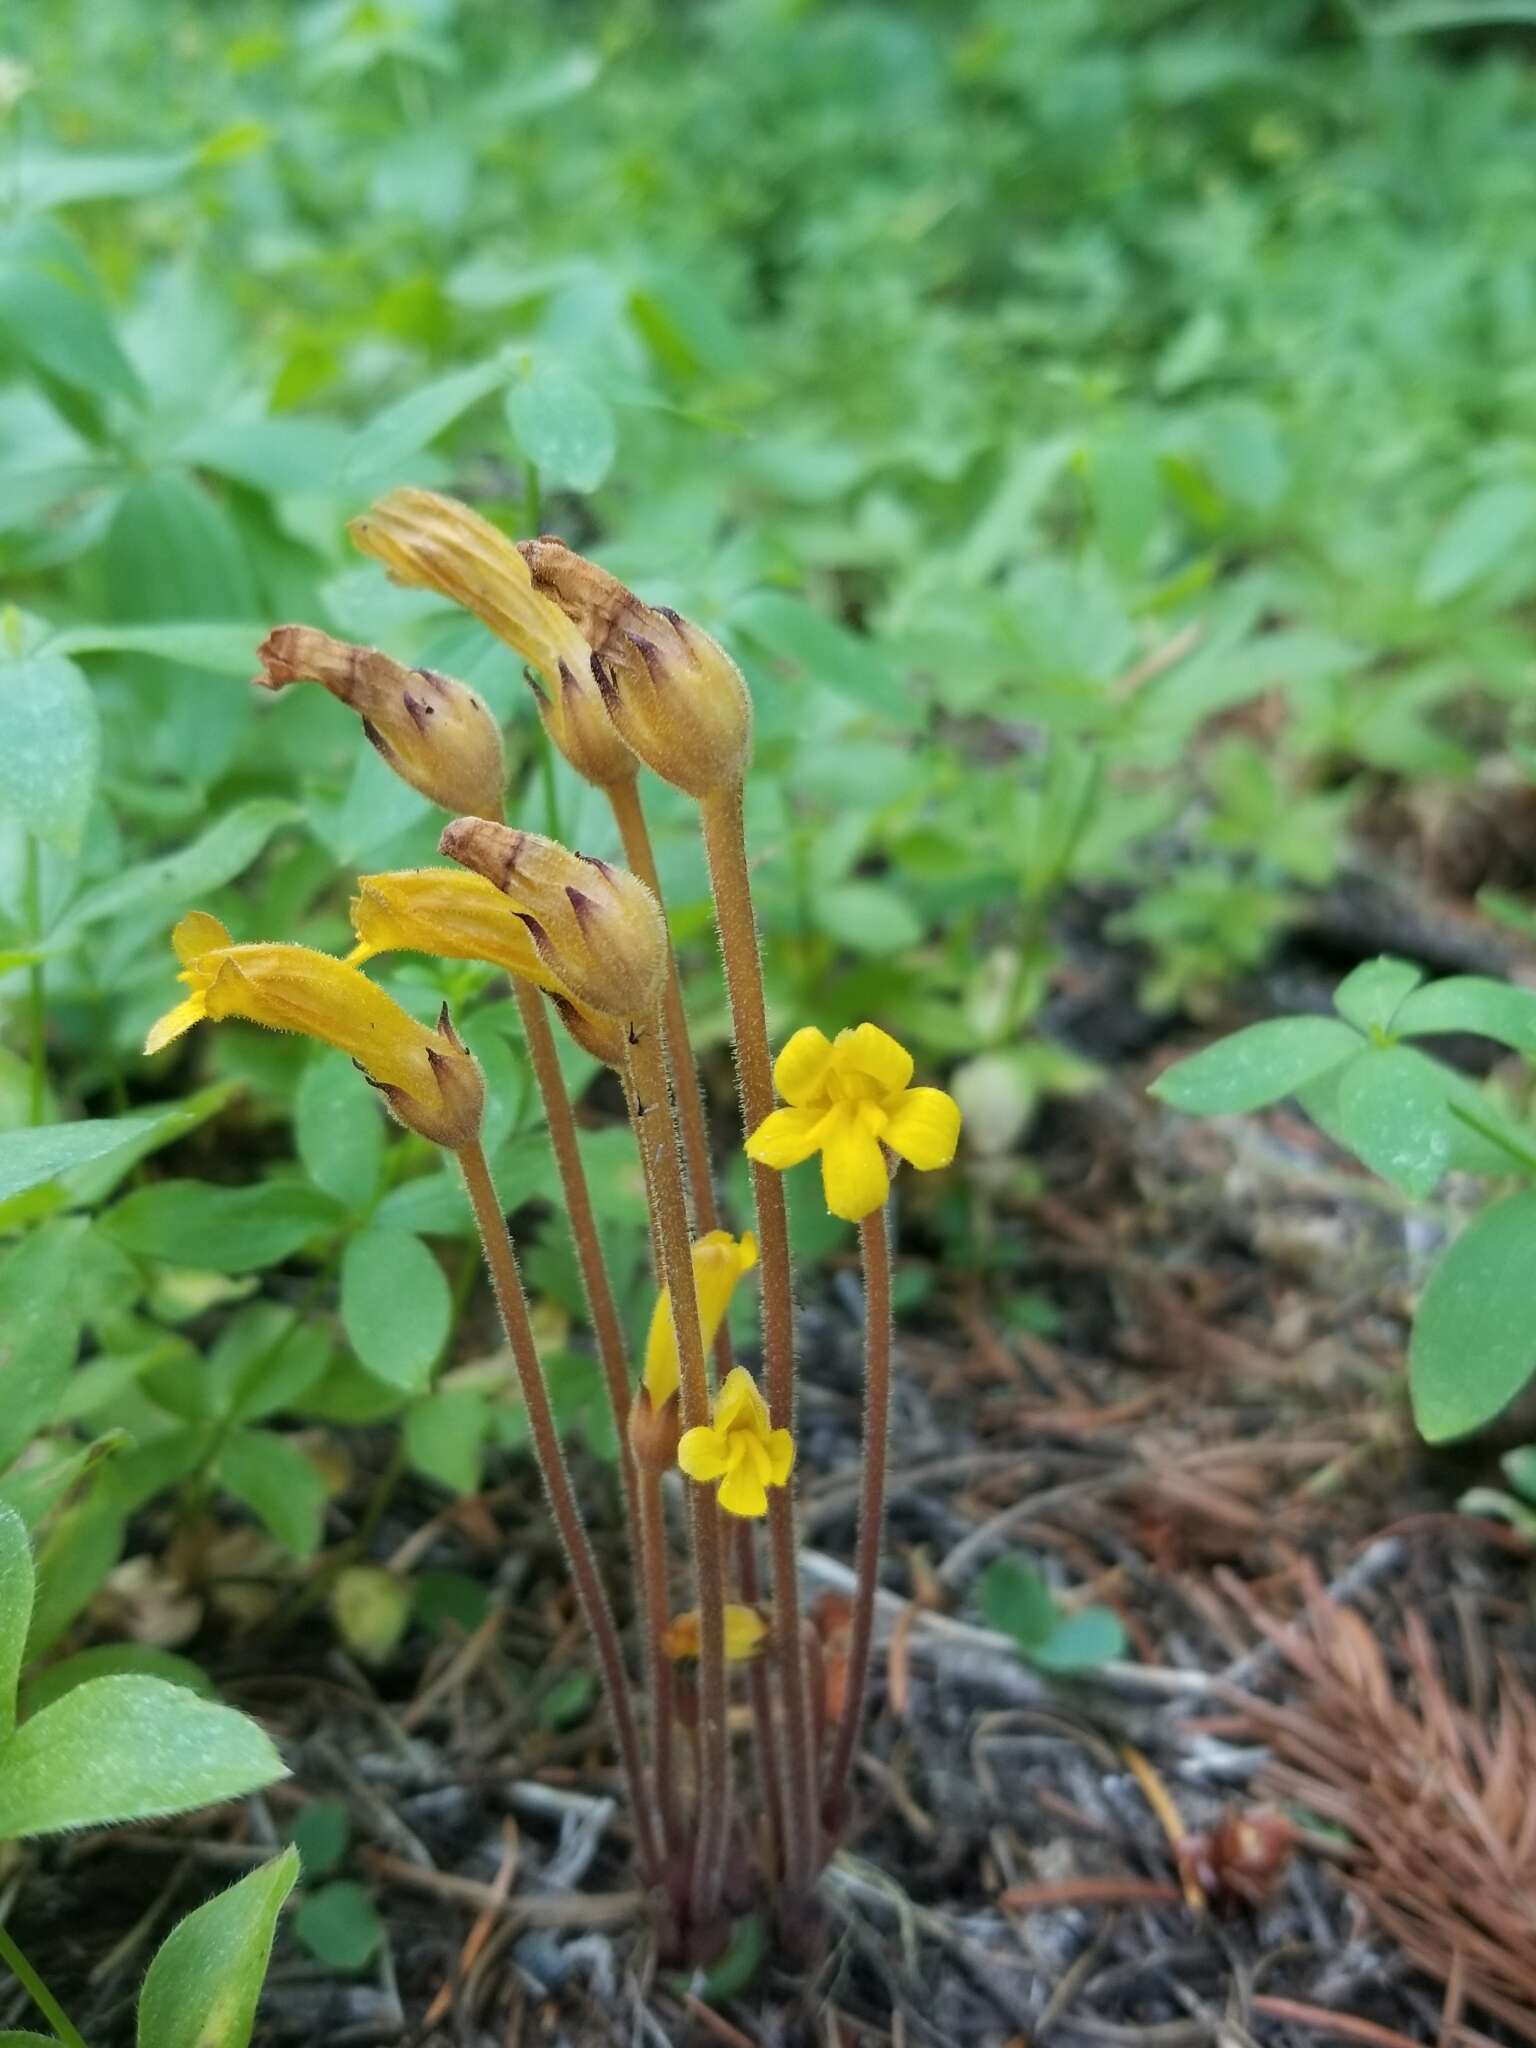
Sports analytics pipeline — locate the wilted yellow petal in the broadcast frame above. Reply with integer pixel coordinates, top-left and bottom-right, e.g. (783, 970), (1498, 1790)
(643, 1230), (757, 1410)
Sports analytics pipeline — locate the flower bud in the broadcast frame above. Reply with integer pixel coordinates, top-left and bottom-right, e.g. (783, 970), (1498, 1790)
(519, 537), (752, 798)
(628, 1385), (682, 1476)
(547, 992), (629, 1071)
(349, 490), (637, 791)
(438, 817), (666, 1018)
(256, 625), (505, 821)
(371, 1004), (485, 1151)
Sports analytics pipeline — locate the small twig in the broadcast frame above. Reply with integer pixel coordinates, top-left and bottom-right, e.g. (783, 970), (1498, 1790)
(1251, 1996), (1430, 2048)
(362, 1849), (643, 1929)
(1000, 1876), (1184, 1911)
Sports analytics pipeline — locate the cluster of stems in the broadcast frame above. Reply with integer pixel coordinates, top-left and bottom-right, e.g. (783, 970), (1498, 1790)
(448, 773), (893, 1953)
(152, 494), (947, 1963)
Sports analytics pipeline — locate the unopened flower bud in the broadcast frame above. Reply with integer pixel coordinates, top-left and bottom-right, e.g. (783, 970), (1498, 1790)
(256, 625), (505, 821)
(547, 992), (629, 1070)
(372, 1004), (486, 1151)
(628, 1385), (682, 1475)
(519, 537), (752, 798)
(438, 817), (666, 1018)
(349, 490), (637, 791)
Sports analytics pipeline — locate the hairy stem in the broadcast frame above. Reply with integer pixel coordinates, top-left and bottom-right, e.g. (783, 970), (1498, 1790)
(822, 1205), (893, 1824)
(698, 779), (819, 1893)
(625, 1022), (731, 1932)
(511, 978), (639, 1534)
(735, 1518), (785, 1875)
(637, 1468), (679, 1853)
(0, 1920), (88, 2048)
(455, 1137), (662, 1887)
(607, 779), (722, 1254)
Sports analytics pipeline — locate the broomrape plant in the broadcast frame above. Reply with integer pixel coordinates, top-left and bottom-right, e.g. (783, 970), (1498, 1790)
(136, 492), (961, 1962)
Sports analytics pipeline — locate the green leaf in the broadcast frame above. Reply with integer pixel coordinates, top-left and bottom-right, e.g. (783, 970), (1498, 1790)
(294, 1053), (386, 1211)
(342, 358), (509, 481)
(0, 1220), (86, 1469)
(24, 1497), (125, 1659)
(0, 2032), (64, 2043)
(48, 621), (271, 677)
(731, 590), (910, 722)
(61, 798), (299, 939)
(0, 1676), (286, 1839)
(1394, 976), (1536, 1052)
(1332, 956), (1425, 1035)
(340, 1226), (451, 1393)
(1411, 1191), (1536, 1442)
(404, 1390), (488, 1495)
(1418, 480), (1536, 604)
(0, 1507), (33, 1742)
(290, 1798), (350, 1881)
(136, 1848), (299, 2048)
(1501, 1444), (1536, 1507)
(1028, 1607), (1127, 1673)
(0, 1119), (167, 1207)
(292, 1881), (384, 1972)
(538, 1669), (596, 1732)
(505, 363), (616, 492)
(101, 473), (257, 623)
(22, 1645), (213, 1718)
(0, 653), (100, 853)
(9, 145), (192, 210)
(978, 1557), (1057, 1647)
(814, 882), (924, 955)
(0, 221), (141, 403)
(1150, 1017), (1362, 1115)
(101, 1181), (342, 1273)
(217, 1430), (326, 1559)
(1336, 1046), (1455, 1198)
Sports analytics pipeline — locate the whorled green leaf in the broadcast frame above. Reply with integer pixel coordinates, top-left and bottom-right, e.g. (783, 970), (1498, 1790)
(0, 1676), (287, 1839)
(340, 1226), (451, 1393)
(101, 1181), (343, 1274)
(217, 1430), (326, 1559)
(1337, 1045), (1455, 1199)
(505, 363), (616, 493)
(1411, 1191), (1536, 1442)
(1394, 975), (1536, 1052)
(294, 1052), (386, 1211)
(136, 1847), (299, 2048)
(1150, 1016), (1362, 1115)
(1332, 955), (1424, 1035)
(0, 1506), (34, 1742)
(0, 652), (100, 853)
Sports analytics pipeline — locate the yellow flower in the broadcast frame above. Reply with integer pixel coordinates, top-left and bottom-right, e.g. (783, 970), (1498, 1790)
(255, 625), (504, 822)
(745, 1023), (961, 1223)
(677, 1366), (794, 1519)
(145, 913), (483, 1148)
(642, 1230), (757, 1410)
(349, 489), (638, 791)
(662, 1605), (769, 1664)
(348, 867), (628, 1069)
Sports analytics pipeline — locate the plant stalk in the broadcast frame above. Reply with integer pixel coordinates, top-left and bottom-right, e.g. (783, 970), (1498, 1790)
(625, 1021), (732, 1933)
(0, 1919), (89, 2048)
(510, 978), (640, 1537)
(822, 1204), (893, 1826)
(637, 1468), (680, 1853)
(607, 778), (722, 1259)
(698, 779), (819, 1893)
(455, 1136), (663, 1889)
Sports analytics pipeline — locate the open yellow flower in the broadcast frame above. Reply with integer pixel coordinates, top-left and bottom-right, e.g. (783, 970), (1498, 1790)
(642, 1229), (757, 1410)
(745, 1023), (961, 1223)
(145, 913), (483, 1147)
(677, 1365), (794, 1519)
(663, 1605), (769, 1664)
(348, 867), (628, 1069)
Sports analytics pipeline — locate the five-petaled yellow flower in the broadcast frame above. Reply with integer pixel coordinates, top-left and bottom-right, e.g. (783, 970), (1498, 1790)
(662, 1604), (769, 1664)
(145, 912), (482, 1146)
(643, 1230), (757, 1411)
(745, 1023), (961, 1222)
(677, 1366), (794, 1519)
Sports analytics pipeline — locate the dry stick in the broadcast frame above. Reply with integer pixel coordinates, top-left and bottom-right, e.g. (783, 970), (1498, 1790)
(625, 1022), (733, 1932)
(698, 779), (818, 1896)
(510, 980), (678, 1854)
(822, 1205), (893, 1822)
(610, 775), (789, 1851)
(454, 1137), (663, 1890)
